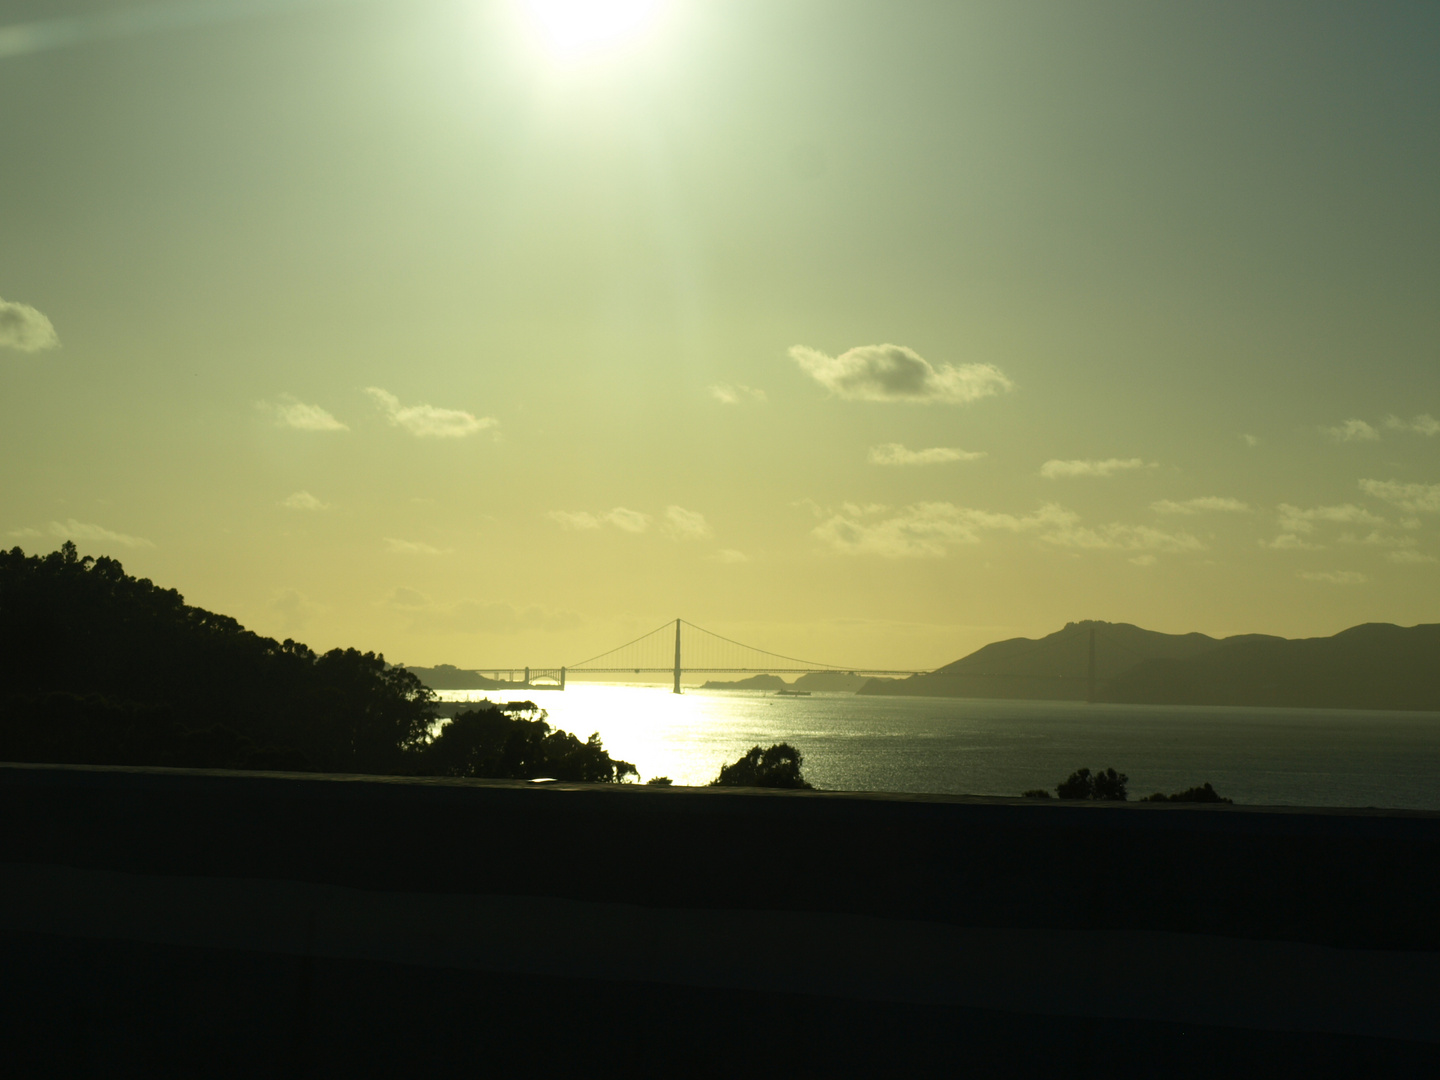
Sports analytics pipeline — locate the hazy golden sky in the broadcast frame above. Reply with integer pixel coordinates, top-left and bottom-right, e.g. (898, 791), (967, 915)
(2, 0), (1437, 670)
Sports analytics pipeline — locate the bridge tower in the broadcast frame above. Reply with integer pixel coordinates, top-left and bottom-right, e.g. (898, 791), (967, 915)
(673, 618), (682, 695)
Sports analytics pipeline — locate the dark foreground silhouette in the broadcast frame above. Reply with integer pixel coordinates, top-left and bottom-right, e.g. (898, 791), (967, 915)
(1024, 767), (1232, 803)
(0, 544), (633, 781)
(709, 742), (813, 788)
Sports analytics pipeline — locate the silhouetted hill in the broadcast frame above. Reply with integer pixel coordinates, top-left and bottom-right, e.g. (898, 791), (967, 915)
(860, 621), (1270, 701)
(859, 620), (1440, 711)
(700, 674), (788, 690)
(1098, 622), (1440, 711)
(403, 664), (519, 690)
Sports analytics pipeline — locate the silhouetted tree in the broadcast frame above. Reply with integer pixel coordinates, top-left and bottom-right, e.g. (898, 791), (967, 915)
(1055, 767), (1129, 801)
(710, 743), (813, 789)
(1141, 782), (1233, 804)
(646, 777), (674, 786)
(421, 702), (637, 783)
(1021, 788), (1052, 799)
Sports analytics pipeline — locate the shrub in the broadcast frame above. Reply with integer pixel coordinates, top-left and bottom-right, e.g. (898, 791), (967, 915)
(1055, 767), (1129, 801)
(710, 743), (812, 789)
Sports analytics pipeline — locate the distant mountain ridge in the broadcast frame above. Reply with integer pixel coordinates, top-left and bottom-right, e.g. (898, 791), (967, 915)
(860, 620), (1440, 711)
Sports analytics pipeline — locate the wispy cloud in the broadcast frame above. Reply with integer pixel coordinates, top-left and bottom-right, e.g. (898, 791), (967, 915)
(708, 383), (766, 405)
(5, 527), (43, 541)
(383, 538), (448, 555)
(1277, 503), (1385, 534)
(1240, 434), (1260, 447)
(662, 506), (711, 540)
(1261, 534), (1323, 551)
(264, 394), (348, 431)
(281, 491), (329, 511)
(548, 508), (652, 534)
(1384, 414), (1440, 437)
(49, 519), (153, 549)
(1040, 458), (1153, 479)
(0, 296), (58, 352)
(268, 587), (323, 636)
(381, 588), (580, 635)
(1322, 419), (1379, 442)
(868, 443), (986, 466)
(1297, 570), (1367, 585)
(789, 344), (1012, 404)
(1388, 550), (1437, 564)
(1151, 496), (1250, 515)
(365, 388), (496, 439)
(709, 548), (750, 564)
(1359, 479), (1440, 514)
(811, 502), (1200, 559)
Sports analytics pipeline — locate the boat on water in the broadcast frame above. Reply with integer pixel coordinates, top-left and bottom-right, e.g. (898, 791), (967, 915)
(773, 689), (812, 697)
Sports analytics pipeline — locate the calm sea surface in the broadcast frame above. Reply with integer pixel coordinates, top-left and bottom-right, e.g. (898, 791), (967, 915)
(436, 684), (1440, 811)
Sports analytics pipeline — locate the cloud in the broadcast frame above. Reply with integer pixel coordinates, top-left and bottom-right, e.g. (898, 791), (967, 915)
(383, 538), (448, 555)
(547, 510), (601, 531)
(281, 490), (329, 511)
(811, 501), (1200, 559)
(5, 527), (43, 541)
(709, 549), (750, 564)
(1151, 497), (1251, 515)
(663, 506), (712, 540)
(0, 296), (59, 352)
(365, 387), (496, 438)
(381, 588), (579, 635)
(1388, 550), (1437, 564)
(868, 443), (986, 466)
(1383, 414), (1440, 437)
(708, 383), (767, 405)
(1359, 479), (1440, 514)
(1040, 458), (1154, 479)
(1339, 531), (1416, 549)
(268, 588), (323, 636)
(788, 344), (1013, 404)
(549, 508), (652, 534)
(1130, 554), (1157, 567)
(1240, 434), (1260, 447)
(48, 519), (153, 549)
(1322, 419), (1379, 442)
(1261, 534), (1323, 551)
(1297, 570), (1367, 585)
(264, 394), (348, 432)
(1277, 503), (1385, 534)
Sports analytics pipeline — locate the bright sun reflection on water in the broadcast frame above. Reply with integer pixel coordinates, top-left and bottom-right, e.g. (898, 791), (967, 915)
(512, 0), (670, 63)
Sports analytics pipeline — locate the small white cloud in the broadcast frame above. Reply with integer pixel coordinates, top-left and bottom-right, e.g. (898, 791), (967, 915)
(383, 538), (448, 555)
(548, 510), (601, 530)
(1277, 503), (1385, 534)
(48, 519), (153, 549)
(708, 383), (767, 405)
(789, 344), (1013, 404)
(1322, 419), (1379, 442)
(1339, 531), (1416, 549)
(1040, 458), (1154, 479)
(1388, 550), (1437, 564)
(603, 507), (651, 533)
(1129, 554), (1158, 567)
(268, 588), (323, 635)
(710, 548), (750, 564)
(281, 491), (329, 511)
(663, 505), (712, 540)
(1383, 414), (1440, 437)
(1240, 434), (1260, 447)
(0, 296), (59, 352)
(1359, 479), (1440, 514)
(265, 394), (348, 432)
(1151, 497), (1250, 515)
(1261, 534), (1324, 551)
(868, 443), (986, 466)
(366, 387), (496, 438)
(1297, 570), (1367, 585)
(5, 527), (44, 540)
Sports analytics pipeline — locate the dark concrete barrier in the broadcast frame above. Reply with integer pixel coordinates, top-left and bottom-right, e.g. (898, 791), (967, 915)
(2, 763), (1437, 1075)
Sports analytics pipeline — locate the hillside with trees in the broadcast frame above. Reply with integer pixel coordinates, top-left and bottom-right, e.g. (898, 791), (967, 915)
(0, 544), (633, 779)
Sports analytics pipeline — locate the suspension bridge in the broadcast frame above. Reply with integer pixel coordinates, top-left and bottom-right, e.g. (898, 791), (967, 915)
(468, 618), (928, 694)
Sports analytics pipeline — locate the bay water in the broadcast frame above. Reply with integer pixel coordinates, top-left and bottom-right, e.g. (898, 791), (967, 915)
(437, 684), (1440, 811)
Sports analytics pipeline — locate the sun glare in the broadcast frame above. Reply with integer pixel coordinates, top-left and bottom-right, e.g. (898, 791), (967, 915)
(513, 0), (670, 63)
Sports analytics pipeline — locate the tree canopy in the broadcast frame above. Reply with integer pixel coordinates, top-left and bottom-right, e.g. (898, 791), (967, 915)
(710, 743), (813, 789)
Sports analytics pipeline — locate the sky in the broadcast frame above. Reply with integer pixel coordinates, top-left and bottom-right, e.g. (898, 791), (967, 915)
(2, 0), (1437, 672)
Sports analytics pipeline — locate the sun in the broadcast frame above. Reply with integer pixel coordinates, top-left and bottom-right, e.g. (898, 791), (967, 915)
(513, 0), (671, 64)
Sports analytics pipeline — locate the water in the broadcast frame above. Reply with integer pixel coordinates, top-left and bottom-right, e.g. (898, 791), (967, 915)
(435, 684), (1440, 811)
